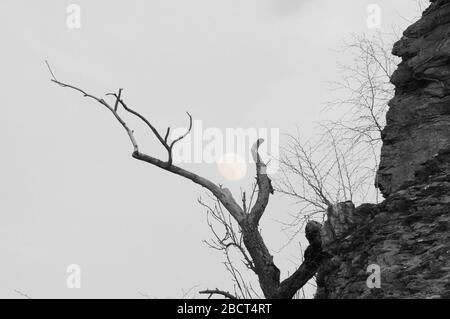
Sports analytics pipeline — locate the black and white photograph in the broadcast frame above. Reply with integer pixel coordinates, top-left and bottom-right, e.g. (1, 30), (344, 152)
(1, 0), (449, 310)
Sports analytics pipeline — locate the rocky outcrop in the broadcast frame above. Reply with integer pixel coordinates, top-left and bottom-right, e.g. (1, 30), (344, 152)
(316, 148), (450, 298)
(315, 0), (450, 298)
(377, 0), (450, 197)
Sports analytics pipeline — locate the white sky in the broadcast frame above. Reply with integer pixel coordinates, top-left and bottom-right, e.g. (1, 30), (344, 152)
(0, 0), (421, 298)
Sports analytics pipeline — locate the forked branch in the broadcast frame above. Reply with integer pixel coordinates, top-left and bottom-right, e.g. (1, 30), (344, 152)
(48, 64), (323, 299)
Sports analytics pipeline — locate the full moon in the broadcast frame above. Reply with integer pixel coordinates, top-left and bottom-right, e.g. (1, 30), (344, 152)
(217, 153), (248, 181)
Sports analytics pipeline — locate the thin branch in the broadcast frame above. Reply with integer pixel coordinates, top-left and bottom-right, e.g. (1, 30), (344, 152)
(51, 79), (139, 153)
(14, 289), (32, 300)
(45, 60), (57, 81)
(199, 289), (238, 299)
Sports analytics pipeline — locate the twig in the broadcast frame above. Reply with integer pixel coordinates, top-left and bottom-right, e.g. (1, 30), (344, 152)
(45, 60), (57, 81)
(14, 289), (32, 299)
(199, 289), (237, 299)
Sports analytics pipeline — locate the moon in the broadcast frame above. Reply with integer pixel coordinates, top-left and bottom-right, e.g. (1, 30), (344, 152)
(217, 153), (248, 181)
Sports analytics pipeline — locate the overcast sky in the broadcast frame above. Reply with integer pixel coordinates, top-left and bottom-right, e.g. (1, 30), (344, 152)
(0, 0), (421, 298)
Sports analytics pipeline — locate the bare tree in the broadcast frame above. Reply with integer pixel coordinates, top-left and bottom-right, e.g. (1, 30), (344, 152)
(273, 0), (427, 296)
(326, 33), (398, 192)
(198, 192), (260, 299)
(277, 33), (398, 231)
(47, 63), (323, 299)
(277, 132), (365, 208)
(271, 35), (398, 287)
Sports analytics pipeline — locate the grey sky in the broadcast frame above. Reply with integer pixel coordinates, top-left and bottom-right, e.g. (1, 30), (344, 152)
(0, 0), (420, 298)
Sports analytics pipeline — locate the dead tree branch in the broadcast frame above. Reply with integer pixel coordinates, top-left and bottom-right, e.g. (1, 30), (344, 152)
(49, 65), (323, 299)
(199, 289), (238, 300)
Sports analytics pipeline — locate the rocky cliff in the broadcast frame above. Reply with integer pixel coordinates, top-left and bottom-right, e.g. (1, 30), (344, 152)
(377, 0), (450, 197)
(315, 0), (450, 298)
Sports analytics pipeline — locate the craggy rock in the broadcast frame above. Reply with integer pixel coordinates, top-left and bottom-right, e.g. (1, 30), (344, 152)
(315, 0), (450, 299)
(316, 152), (450, 298)
(377, 0), (450, 197)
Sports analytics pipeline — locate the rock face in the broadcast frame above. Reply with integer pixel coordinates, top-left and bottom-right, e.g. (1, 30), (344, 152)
(316, 148), (450, 298)
(315, 0), (450, 298)
(377, 0), (450, 197)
